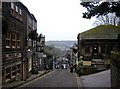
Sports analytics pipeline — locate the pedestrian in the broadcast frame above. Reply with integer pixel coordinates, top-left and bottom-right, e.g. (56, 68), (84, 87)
(73, 64), (77, 72)
(70, 64), (73, 73)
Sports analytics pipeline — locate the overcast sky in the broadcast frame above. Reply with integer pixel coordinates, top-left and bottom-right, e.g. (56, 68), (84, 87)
(20, 0), (96, 41)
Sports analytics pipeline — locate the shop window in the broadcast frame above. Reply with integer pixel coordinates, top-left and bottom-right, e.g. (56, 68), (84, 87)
(92, 44), (98, 55)
(85, 44), (90, 54)
(101, 44), (106, 53)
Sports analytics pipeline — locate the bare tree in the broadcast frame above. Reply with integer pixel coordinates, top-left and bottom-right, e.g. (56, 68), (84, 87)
(93, 13), (120, 26)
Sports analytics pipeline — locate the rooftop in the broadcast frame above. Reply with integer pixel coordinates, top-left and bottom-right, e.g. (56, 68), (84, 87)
(79, 25), (120, 40)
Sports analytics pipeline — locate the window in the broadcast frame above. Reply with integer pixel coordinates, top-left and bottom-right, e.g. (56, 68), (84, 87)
(16, 13), (19, 19)
(19, 9), (22, 15)
(6, 32), (11, 48)
(5, 68), (11, 80)
(16, 6), (18, 13)
(6, 40), (10, 48)
(12, 41), (15, 48)
(6, 68), (10, 74)
(17, 64), (20, 69)
(101, 44), (105, 53)
(11, 33), (16, 48)
(17, 34), (20, 48)
(85, 44), (90, 54)
(6, 32), (10, 39)
(12, 66), (16, 71)
(11, 9), (14, 15)
(17, 34), (20, 40)
(17, 64), (20, 75)
(11, 2), (14, 10)
(11, 3), (15, 16)
(12, 33), (16, 40)
(17, 41), (20, 48)
(12, 66), (16, 78)
(42, 41), (45, 44)
(19, 15), (22, 21)
(19, 9), (22, 21)
(6, 32), (20, 48)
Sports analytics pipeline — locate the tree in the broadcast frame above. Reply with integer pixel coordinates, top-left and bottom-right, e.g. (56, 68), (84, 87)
(28, 30), (38, 40)
(28, 30), (38, 49)
(80, 2), (120, 19)
(93, 13), (120, 26)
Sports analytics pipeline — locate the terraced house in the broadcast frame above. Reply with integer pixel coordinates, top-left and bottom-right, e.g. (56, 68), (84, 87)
(2, 2), (37, 84)
(77, 25), (120, 69)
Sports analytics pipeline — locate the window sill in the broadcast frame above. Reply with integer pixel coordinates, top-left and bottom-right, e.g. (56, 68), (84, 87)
(17, 46), (20, 48)
(12, 46), (16, 48)
(11, 76), (16, 79)
(6, 46), (10, 48)
(5, 79), (10, 82)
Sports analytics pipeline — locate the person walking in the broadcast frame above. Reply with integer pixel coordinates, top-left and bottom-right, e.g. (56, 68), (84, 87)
(70, 64), (73, 73)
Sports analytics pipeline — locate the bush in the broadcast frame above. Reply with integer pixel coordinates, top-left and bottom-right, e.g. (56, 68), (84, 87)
(76, 65), (97, 76)
(104, 59), (111, 69)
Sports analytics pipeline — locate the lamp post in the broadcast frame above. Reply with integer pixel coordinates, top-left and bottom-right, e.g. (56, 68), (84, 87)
(53, 56), (55, 70)
(43, 54), (46, 70)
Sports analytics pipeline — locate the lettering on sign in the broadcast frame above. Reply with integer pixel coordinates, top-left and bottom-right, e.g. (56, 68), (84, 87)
(83, 61), (91, 66)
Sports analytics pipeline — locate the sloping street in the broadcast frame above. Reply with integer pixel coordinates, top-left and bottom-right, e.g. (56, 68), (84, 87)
(80, 69), (110, 88)
(18, 69), (80, 88)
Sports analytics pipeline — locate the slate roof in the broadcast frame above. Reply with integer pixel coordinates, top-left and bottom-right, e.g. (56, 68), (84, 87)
(80, 25), (120, 40)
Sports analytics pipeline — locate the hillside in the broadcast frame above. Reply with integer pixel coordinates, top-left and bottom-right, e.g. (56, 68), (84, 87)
(45, 40), (76, 51)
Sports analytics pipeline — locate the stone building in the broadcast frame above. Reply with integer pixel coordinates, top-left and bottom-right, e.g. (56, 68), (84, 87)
(2, 2), (37, 84)
(0, 1), (2, 87)
(111, 34), (120, 88)
(77, 25), (120, 69)
(36, 34), (45, 70)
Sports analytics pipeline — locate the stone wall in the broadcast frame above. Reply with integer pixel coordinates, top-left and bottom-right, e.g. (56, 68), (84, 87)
(111, 51), (120, 88)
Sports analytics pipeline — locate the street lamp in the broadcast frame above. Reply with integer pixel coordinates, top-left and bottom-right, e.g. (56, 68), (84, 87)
(43, 54), (46, 70)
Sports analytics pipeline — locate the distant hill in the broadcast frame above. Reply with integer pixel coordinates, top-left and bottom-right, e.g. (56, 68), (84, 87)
(45, 40), (76, 51)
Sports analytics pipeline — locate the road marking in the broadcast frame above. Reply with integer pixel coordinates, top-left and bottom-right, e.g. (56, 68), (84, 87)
(75, 73), (81, 89)
(18, 70), (55, 88)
